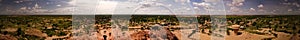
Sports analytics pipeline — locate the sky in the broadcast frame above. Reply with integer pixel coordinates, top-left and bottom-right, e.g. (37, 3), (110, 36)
(0, 0), (299, 15)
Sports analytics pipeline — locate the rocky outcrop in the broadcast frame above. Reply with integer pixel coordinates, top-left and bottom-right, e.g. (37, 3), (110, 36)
(0, 34), (17, 40)
(130, 27), (178, 40)
(25, 28), (48, 38)
(1, 27), (18, 32)
(130, 30), (151, 40)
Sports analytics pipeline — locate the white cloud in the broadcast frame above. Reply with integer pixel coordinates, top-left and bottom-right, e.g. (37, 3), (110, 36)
(98, 1), (118, 14)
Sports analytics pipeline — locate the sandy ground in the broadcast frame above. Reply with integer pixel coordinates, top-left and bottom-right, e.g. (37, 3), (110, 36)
(170, 29), (299, 40)
(65, 27), (299, 40)
(62, 28), (299, 40)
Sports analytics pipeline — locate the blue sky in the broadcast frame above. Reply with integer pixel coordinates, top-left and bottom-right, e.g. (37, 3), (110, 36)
(0, 0), (299, 15)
